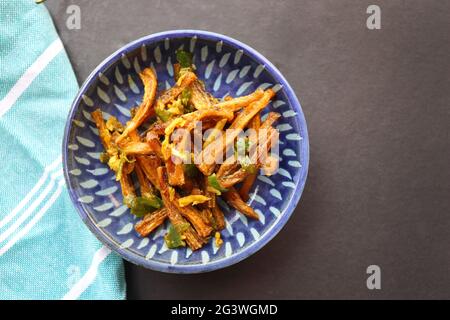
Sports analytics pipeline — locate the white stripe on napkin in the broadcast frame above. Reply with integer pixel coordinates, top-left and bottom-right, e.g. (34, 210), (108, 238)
(0, 179), (66, 256)
(0, 157), (61, 229)
(0, 38), (63, 119)
(0, 169), (63, 243)
(62, 246), (112, 300)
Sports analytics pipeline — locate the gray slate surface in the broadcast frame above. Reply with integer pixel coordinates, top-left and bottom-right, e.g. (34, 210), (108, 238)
(47, 0), (450, 299)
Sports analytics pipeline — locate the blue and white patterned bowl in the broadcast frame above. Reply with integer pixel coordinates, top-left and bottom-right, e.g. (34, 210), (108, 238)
(62, 30), (309, 273)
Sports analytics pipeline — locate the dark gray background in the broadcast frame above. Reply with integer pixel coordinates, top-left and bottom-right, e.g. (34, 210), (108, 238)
(47, 0), (450, 299)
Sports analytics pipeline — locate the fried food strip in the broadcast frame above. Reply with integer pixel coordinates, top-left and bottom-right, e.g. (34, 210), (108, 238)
(201, 175), (216, 209)
(96, 119), (138, 204)
(238, 179), (256, 203)
(135, 208), (168, 237)
(159, 191), (206, 250)
(259, 112), (281, 130)
(121, 141), (154, 155)
(201, 208), (214, 226)
(219, 114), (280, 188)
(246, 111), (280, 168)
(157, 71), (197, 106)
(218, 169), (248, 189)
(211, 204), (225, 230)
(223, 187), (259, 220)
(91, 109), (113, 150)
(166, 126), (190, 186)
(198, 89), (275, 175)
(169, 207), (206, 250)
(219, 126), (279, 188)
(173, 63), (181, 80)
(145, 133), (162, 158)
(172, 211), (206, 250)
(212, 88), (264, 112)
(134, 162), (155, 197)
(239, 112), (261, 201)
(190, 80), (218, 109)
(146, 120), (167, 136)
(117, 68), (157, 142)
(216, 156), (239, 178)
(166, 157), (185, 186)
(203, 118), (227, 148)
(157, 167), (212, 238)
(173, 198), (212, 238)
(157, 167), (207, 250)
(136, 161), (205, 249)
(120, 171), (136, 207)
(248, 112), (261, 130)
(136, 154), (162, 189)
(166, 107), (234, 134)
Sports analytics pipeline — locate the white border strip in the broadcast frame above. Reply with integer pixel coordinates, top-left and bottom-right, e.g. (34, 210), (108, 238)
(62, 246), (112, 300)
(0, 38), (63, 119)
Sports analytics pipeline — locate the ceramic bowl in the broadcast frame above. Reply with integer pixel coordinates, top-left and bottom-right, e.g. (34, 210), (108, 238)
(62, 30), (309, 273)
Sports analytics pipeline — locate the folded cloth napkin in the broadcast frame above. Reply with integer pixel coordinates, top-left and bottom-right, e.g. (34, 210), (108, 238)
(0, 0), (125, 299)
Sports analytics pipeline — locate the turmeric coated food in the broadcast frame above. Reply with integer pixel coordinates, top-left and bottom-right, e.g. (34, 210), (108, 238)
(91, 50), (280, 251)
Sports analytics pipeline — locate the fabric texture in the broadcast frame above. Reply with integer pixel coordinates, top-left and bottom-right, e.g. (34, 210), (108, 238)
(0, 0), (125, 300)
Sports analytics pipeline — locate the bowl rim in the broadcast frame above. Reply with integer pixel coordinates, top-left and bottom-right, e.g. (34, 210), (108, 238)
(62, 29), (310, 273)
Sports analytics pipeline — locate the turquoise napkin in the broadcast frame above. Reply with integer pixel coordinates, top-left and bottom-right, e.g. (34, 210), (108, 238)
(0, 0), (125, 299)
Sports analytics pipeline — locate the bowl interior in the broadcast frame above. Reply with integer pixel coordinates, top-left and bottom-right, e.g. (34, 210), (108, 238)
(64, 31), (308, 273)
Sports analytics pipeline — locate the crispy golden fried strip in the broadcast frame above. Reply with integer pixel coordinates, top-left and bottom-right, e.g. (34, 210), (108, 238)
(218, 169), (247, 189)
(162, 110), (233, 163)
(157, 167), (212, 238)
(174, 200), (212, 238)
(157, 167), (206, 250)
(158, 71), (197, 106)
(190, 80), (218, 109)
(202, 175), (216, 209)
(259, 112), (281, 129)
(117, 68), (157, 142)
(121, 141), (154, 155)
(120, 171), (136, 207)
(223, 187), (259, 220)
(219, 112), (280, 187)
(168, 107), (234, 132)
(216, 156), (239, 178)
(134, 162), (154, 197)
(201, 207), (214, 226)
(166, 157), (185, 186)
(136, 155), (161, 189)
(166, 127), (190, 186)
(211, 204), (225, 230)
(146, 120), (167, 136)
(198, 89), (275, 175)
(173, 63), (181, 80)
(239, 112), (261, 201)
(248, 112), (261, 131)
(251, 125), (279, 164)
(238, 172), (257, 202)
(203, 118), (227, 149)
(135, 208), (168, 237)
(162, 197), (206, 250)
(219, 125), (279, 188)
(91, 109), (113, 150)
(213, 88), (264, 112)
(143, 132), (162, 158)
